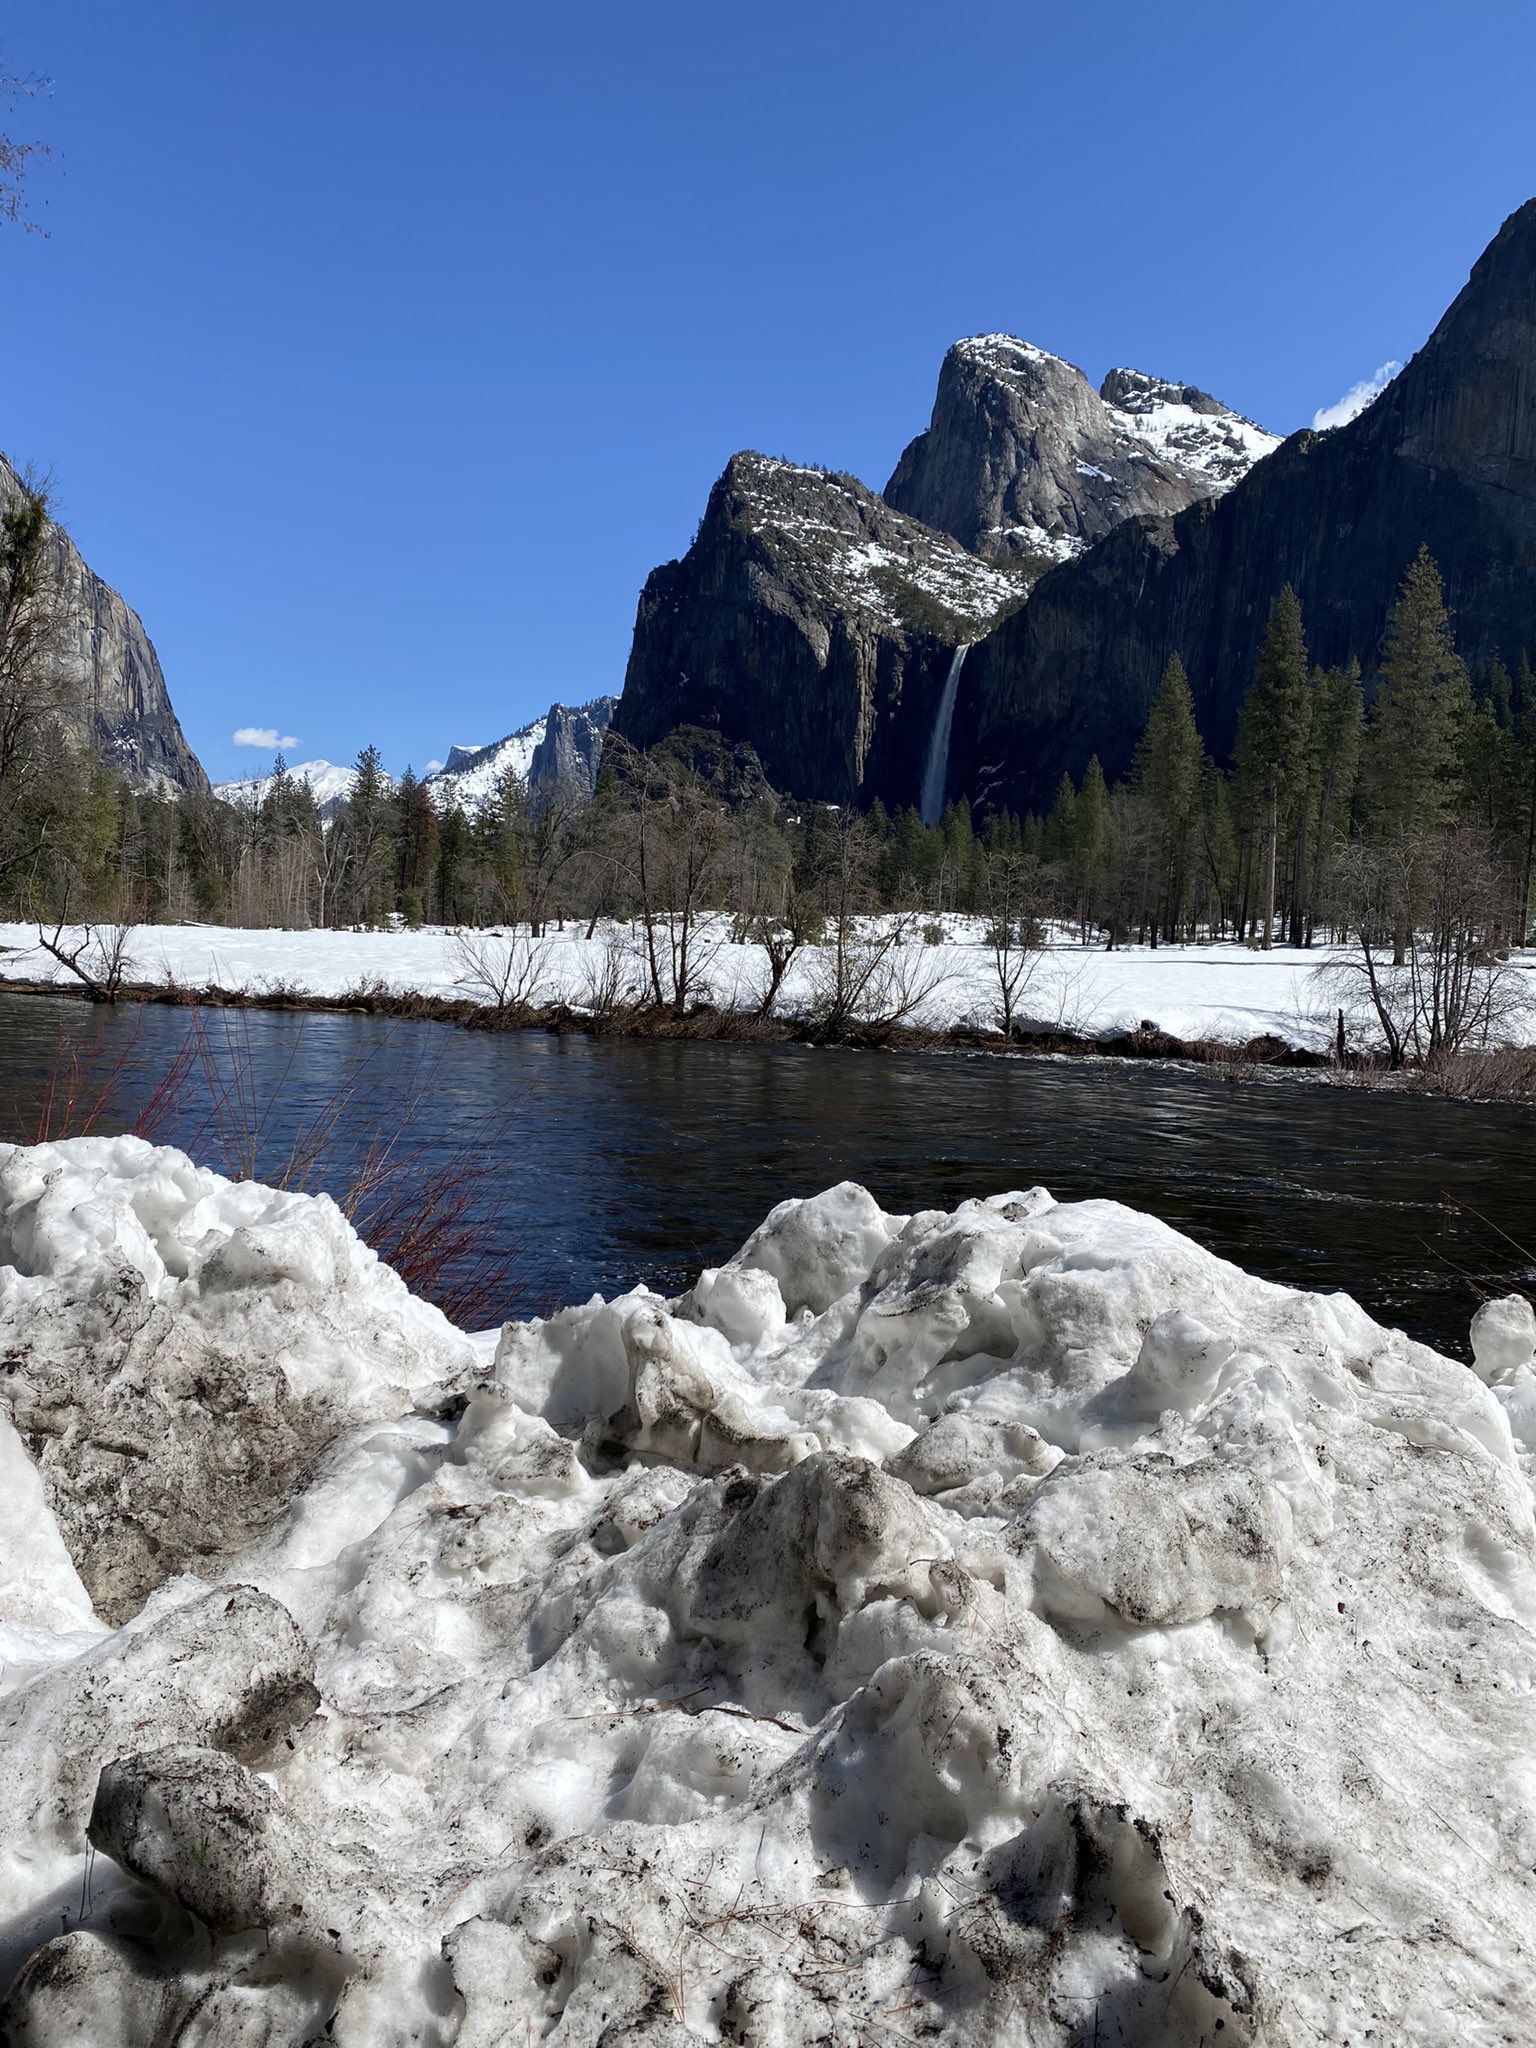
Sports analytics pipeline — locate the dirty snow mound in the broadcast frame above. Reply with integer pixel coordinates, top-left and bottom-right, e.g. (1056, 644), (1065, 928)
(0, 1137), (475, 1623)
(0, 1152), (1533, 2045)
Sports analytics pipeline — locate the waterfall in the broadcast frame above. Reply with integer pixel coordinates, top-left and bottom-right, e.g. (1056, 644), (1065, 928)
(918, 642), (970, 827)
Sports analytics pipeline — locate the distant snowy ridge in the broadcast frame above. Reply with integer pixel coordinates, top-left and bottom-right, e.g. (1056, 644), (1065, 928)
(213, 758), (377, 814)
(212, 699), (618, 822)
(425, 696), (617, 813)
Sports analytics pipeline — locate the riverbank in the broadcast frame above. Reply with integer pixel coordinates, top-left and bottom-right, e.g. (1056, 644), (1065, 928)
(3, 918), (1534, 1095)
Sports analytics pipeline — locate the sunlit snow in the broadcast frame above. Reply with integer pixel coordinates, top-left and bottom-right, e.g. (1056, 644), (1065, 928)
(1, 1141), (1533, 2041)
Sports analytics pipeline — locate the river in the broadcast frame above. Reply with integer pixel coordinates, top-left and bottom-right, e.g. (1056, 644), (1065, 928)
(0, 992), (1530, 1356)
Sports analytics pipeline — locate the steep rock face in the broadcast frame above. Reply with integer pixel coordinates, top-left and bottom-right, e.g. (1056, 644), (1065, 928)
(526, 695), (617, 809)
(425, 696), (616, 814)
(1, 454), (208, 793)
(612, 451), (1026, 805)
(883, 337), (1276, 567)
(958, 200), (1536, 817)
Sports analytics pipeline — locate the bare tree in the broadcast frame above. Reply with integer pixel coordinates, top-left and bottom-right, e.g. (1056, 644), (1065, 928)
(35, 918), (137, 1002)
(748, 889), (821, 1017)
(1, 68), (52, 234)
(1318, 831), (1531, 1067)
(603, 737), (727, 1008)
(980, 846), (1044, 1036)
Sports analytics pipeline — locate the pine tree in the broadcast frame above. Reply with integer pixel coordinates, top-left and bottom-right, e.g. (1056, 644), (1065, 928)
(1475, 656), (1515, 729)
(395, 767), (439, 921)
(1042, 774), (1076, 867)
(339, 742), (394, 925)
(1232, 587), (1312, 947)
(1300, 663), (1363, 941)
(1071, 756), (1112, 940)
(1132, 654), (1205, 941)
(1362, 546), (1471, 843)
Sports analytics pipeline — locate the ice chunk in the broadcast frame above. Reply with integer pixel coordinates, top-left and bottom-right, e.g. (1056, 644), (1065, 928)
(1471, 1294), (1536, 1383)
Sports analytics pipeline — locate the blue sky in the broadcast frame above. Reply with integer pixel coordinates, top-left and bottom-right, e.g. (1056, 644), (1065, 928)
(2, 1), (1533, 783)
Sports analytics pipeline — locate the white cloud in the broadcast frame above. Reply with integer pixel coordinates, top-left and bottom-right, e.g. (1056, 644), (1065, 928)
(1312, 361), (1402, 432)
(232, 726), (299, 750)
(422, 758), (444, 775)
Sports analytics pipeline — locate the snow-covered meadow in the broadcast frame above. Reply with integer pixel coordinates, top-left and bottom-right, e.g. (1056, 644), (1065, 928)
(2, 1136), (1535, 2042)
(0, 918), (1425, 1050)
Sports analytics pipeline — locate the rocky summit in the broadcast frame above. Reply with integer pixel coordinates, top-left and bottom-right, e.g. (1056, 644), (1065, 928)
(1, 454), (207, 794)
(884, 336), (1276, 568)
(426, 696), (617, 815)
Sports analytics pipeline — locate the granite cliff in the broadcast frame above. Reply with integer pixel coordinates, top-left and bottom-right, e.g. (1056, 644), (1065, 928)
(958, 200), (1536, 815)
(611, 452), (1025, 806)
(1, 454), (207, 793)
(612, 348), (1277, 811)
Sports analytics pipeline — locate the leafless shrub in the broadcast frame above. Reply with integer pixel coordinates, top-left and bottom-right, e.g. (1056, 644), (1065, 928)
(804, 914), (957, 1036)
(1420, 1043), (1536, 1101)
(579, 927), (642, 1022)
(4, 1008), (198, 1144)
(177, 1011), (521, 1326)
(451, 926), (552, 1012)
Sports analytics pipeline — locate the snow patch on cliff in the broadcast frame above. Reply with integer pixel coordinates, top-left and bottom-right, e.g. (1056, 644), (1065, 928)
(1103, 368), (1281, 491)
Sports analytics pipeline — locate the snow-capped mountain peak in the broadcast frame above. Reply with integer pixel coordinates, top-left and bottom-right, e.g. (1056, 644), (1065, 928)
(953, 333), (1072, 375)
(423, 717), (549, 810)
(213, 759), (375, 814)
(424, 697), (615, 813)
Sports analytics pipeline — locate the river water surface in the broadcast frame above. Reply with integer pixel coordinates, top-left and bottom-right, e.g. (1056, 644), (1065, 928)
(1, 992), (1531, 1357)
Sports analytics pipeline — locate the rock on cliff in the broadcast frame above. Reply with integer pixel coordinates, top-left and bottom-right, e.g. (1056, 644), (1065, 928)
(959, 200), (1536, 817)
(883, 336), (1277, 566)
(611, 451), (1026, 806)
(1, 454), (207, 793)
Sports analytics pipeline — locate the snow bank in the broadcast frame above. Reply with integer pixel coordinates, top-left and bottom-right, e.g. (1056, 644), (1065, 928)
(0, 916), (1429, 1050)
(2, 1145), (1535, 2043)
(0, 1137), (474, 1623)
